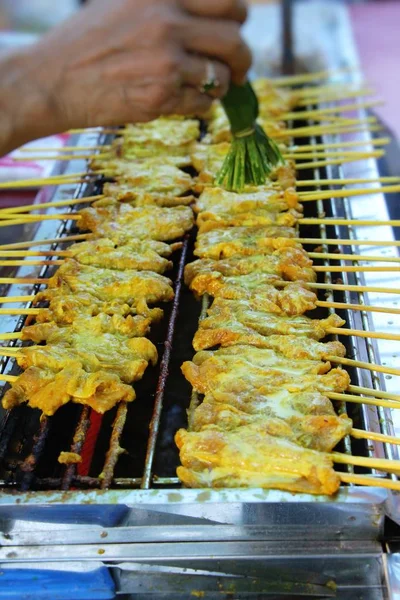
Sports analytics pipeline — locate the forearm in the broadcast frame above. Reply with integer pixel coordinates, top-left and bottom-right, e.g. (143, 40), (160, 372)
(0, 49), (67, 156)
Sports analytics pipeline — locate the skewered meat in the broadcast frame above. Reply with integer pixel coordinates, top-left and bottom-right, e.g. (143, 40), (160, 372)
(2, 365), (135, 416)
(192, 245), (315, 282)
(34, 289), (163, 325)
(195, 186), (301, 215)
(175, 426), (340, 495)
(14, 332), (157, 384)
(197, 208), (300, 229)
(183, 345), (331, 388)
(194, 299), (344, 348)
(48, 260), (174, 306)
(194, 226), (299, 259)
(183, 350), (348, 398)
(79, 203), (194, 243)
(90, 158), (193, 197)
(190, 402), (352, 453)
(102, 182), (194, 206)
(188, 271), (317, 316)
(67, 238), (173, 273)
(21, 312), (155, 342)
(124, 116), (200, 147)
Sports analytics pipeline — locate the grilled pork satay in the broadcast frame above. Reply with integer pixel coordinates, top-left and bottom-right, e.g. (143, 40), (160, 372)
(193, 308), (345, 352)
(188, 272), (316, 316)
(78, 204), (194, 244)
(194, 299), (344, 348)
(65, 238), (173, 273)
(191, 402), (352, 453)
(197, 208), (300, 229)
(183, 358), (348, 398)
(191, 246), (315, 282)
(175, 427), (340, 495)
(13, 331), (157, 384)
(20, 312), (155, 344)
(48, 260), (174, 306)
(194, 186), (301, 215)
(123, 116), (200, 147)
(102, 182), (195, 207)
(185, 256), (295, 283)
(3, 365), (135, 416)
(183, 345), (332, 386)
(90, 158), (193, 197)
(194, 226), (300, 260)
(34, 289), (163, 325)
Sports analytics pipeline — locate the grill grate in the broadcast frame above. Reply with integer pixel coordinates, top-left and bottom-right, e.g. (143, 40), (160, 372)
(0, 112), (398, 493)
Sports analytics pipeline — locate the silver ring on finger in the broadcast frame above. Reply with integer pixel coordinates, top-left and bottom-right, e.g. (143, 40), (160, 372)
(200, 60), (220, 94)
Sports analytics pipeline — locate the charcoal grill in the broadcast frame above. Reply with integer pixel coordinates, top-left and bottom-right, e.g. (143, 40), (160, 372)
(0, 5), (400, 599)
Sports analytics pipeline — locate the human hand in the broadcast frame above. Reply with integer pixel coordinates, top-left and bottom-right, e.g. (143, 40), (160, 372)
(12, 0), (251, 137)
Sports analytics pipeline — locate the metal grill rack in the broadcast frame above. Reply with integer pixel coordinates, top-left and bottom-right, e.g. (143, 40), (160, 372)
(0, 90), (400, 600)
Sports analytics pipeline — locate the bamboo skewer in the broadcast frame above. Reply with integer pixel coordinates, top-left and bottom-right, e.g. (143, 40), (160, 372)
(286, 149), (385, 160)
(332, 452), (400, 473)
(348, 385), (400, 401)
(295, 238), (400, 247)
(316, 300), (400, 316)
(0, 278), (47, 285)
(314, 266), (400, 273)
(326, 355), (400, 377)
(306, 282), (400, 295)
(271, 68), (355, 86)
(0, 216), (81, 228)
(295, 153), (384, 170)
(328, 327), (400, 342)
(0, 213), (81, 222)
(299, 185), (400, 201)
(296, 89), (374, 105)
(0, 233), (92, 250)
(0, 295), (35, 303)
(18, 145), (110, 153)
(289, 137), (390, 152)
(282, 100), (382, 121)
(296, 176), (400, 187)
(340, 473), (400, 491)
(309, 252), (400, 263)
(0, 333), (25, 340)
(327, 392), (400, 410)
(275, 124), (381, 140)
(0, 374), (18, 383)
(0, 195), (102, 214)
(12, 155), (94, 162)
(300, 217), (400, 226)
(351, 428), (400, 446)
(0, 173), (92, 189)
(0, 308), (41, 316)
(0, 250), (69, 257)
(0, 260), (63, 267)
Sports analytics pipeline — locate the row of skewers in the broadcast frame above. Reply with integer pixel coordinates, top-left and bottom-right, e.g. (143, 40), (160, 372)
(0, 70), (399, 490)
(174, 74), (400, 494)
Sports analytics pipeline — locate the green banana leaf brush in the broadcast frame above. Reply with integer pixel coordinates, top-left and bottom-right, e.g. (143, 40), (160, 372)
(215, 81), (283, 192)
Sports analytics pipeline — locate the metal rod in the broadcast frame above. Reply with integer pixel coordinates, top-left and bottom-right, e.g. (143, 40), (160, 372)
(19, 417), (51, 491)
(141, 236), (190, 489)
(61, 406), (91, 490)
(99, 402), (128, 490)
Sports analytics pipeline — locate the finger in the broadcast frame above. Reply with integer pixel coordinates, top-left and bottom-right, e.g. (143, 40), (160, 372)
(181, 55), (230, 98)
(170, 85), (214, 117)
(179, 0), (247, 24)
(182, 19), (252, 84)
